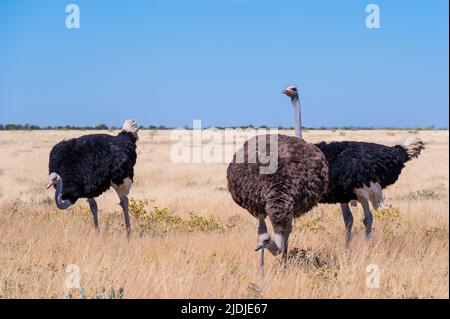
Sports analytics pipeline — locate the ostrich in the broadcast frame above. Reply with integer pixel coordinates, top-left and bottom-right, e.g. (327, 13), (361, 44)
(226, 100), (328, 274)
(282, 85), (425, 245)
(46, 119), (139, 237)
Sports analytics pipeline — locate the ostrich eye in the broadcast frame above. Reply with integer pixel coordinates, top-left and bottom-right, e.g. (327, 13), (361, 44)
(292, 88), (297, 91)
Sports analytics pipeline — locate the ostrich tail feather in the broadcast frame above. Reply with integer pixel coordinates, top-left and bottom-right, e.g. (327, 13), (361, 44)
(121, 119), (139, 140)
(401, 137), (425, 160)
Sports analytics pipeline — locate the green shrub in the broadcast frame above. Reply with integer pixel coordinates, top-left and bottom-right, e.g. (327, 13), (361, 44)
(129, 198), (225, 235)
(424, 226), (448, 239)
(373, 205), (400, 221)
(149, 207), (184, 229)
(129, 198), (149, 218)
(295, 218), (325, 233)
(186, 212), (224, 232)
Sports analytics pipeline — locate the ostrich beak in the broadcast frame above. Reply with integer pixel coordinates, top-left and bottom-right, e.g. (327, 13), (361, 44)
(255, 244), (264, 252)
(46, 180), (56, 189)
(282, 88), (295, 96)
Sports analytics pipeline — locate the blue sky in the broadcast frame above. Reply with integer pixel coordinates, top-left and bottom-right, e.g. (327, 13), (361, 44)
(0, 0), (448, 128)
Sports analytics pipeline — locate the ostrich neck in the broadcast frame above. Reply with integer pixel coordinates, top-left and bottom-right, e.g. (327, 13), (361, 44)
(54, 178), (73, 209)
(292, 96), (302, 139)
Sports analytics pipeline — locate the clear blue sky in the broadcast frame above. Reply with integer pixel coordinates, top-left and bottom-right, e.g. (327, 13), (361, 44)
(0, 0), (448, 128)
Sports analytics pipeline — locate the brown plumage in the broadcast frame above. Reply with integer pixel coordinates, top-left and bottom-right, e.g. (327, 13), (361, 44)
(227, 134), (328, 272)
(281, 84), (426, 245)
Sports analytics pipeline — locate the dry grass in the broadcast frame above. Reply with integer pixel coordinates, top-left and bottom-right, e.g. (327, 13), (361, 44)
(0, 129), (448, 299)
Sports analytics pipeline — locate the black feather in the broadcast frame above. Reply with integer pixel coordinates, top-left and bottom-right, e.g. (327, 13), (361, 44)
(315, 141), (412, 204)
(49, 131), (137, 204)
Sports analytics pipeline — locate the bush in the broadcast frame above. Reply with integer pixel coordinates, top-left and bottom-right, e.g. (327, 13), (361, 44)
(129, 198), (149, 218)
(402, 189), (440, 201)
(373, 205), (400, 221)
(186, 212), (223, 232)
(295, 218), (324, 233)
(129, 198), (225, 235)
(424, 226), (448, 239)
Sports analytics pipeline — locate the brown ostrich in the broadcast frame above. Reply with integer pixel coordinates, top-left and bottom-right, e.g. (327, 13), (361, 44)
(282, 84), (425, 245)
(226, 89), (328, 274)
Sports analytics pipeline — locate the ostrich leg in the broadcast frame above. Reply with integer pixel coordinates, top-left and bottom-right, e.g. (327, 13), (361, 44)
(340, 203), (354, 246)
(281, 222), (293, 263)
(256, 214), (269, 276)
(120, 196), (131, 238)
(112, 178), (132, 238)
(360, 198), (373, 238)
(87, 199), (99, 231)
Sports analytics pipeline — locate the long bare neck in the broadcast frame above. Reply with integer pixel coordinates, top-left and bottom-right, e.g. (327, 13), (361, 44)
(54, 178), (73, 209)
(292, 96), (302, 139)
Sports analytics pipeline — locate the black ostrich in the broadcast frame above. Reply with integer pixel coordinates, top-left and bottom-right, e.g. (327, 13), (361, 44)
(227, 97), (328, 274)
(46, 120), (139, 237)
(282, 85), (425, 244)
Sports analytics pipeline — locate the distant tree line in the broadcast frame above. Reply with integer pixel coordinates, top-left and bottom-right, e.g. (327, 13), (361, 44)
(0, 124), (172, 131)
(0, 123), (446, 131)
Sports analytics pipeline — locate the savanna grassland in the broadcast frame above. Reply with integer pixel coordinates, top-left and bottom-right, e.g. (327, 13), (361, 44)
(0, 129), (448, 299)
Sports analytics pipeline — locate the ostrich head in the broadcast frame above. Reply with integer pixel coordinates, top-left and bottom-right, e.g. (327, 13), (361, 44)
(46, 172), (73, 209)
(46, 172), (60, 189)
(282, 85), (298, 99)
(255, 233), (271, 251)
(255, 232), (283, 255)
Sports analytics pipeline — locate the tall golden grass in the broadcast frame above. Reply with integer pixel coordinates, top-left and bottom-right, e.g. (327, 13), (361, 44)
(0, 129), (448, 298)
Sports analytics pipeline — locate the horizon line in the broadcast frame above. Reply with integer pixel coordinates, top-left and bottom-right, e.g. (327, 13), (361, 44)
(0, 123), (448, 131)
